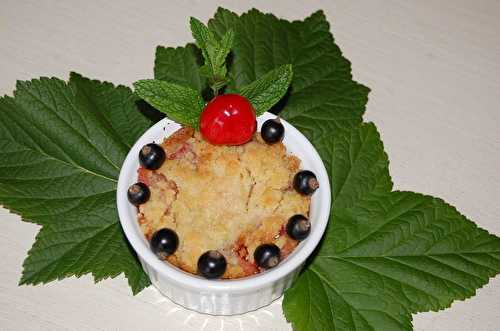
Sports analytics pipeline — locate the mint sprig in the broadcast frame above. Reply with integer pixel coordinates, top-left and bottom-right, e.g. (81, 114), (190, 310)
(190, 17), (234, 95)
(134, 17), (293, 128)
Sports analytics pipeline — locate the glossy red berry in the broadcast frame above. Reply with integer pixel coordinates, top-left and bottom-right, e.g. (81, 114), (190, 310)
(200, 94), (257, 145)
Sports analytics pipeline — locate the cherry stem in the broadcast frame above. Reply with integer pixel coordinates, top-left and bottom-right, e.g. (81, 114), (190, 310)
(308, 178), (319, 191)
(212, 86), (220, 96)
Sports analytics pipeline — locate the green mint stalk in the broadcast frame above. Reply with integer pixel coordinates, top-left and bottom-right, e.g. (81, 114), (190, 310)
(190, 17), (234, 95)
(133, 17), (293, 127)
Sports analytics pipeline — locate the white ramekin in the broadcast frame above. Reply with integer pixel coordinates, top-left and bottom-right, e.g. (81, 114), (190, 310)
(117, 112), (331, 315)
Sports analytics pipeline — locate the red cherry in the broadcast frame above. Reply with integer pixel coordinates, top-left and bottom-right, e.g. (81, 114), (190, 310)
(200, 94), (257, 145)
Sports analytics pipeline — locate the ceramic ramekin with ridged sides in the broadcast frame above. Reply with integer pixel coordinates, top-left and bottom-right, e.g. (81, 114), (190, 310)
(117, 112), (331, 315)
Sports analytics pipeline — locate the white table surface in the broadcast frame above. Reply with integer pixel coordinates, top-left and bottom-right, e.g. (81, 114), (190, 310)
(1, 1), (499, 330)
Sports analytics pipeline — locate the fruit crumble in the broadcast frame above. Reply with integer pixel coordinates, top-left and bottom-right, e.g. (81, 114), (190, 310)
(134, 126), (312, 278)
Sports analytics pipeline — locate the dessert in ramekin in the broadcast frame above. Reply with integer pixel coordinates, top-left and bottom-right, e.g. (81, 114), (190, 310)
(117, 112), (331, 315)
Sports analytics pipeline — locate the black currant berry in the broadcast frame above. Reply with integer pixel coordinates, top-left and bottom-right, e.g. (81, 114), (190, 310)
(139, 143), (166, 170)
(286, 214), (311, 241)
(197, 250), (227, 279)
(127, 182), (151, 205)
(254, 244), (281, 269)
(261, 118), (284, 144)
(150, 228), (179, 259)
(293, 170), (319, 195)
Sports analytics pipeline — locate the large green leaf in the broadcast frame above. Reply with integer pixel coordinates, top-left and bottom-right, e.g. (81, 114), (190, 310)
(154, 44), (206, 93)
(0, 74), (151, 294)
(316, 123), (392, 209)
(284, 191), (500, 331)
(208, 8), (370, 139)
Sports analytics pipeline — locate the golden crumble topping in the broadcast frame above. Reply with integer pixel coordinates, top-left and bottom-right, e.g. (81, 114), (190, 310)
(137, 127), (310, 278)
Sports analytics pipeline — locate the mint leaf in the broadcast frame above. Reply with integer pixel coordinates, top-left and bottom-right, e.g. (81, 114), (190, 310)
(0, 75), (151, 294)
(237, 64), (293, 116)
(208, 8), (369, 138)
(133, 79), (205, 128)
(190, 17), (233, 94)
(190, 17), (214, 51)
(218, 28), (235, 69)
(284, 191), (500, 331)
(190, 17), (219, 77)
(154, 44), (206, 93)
